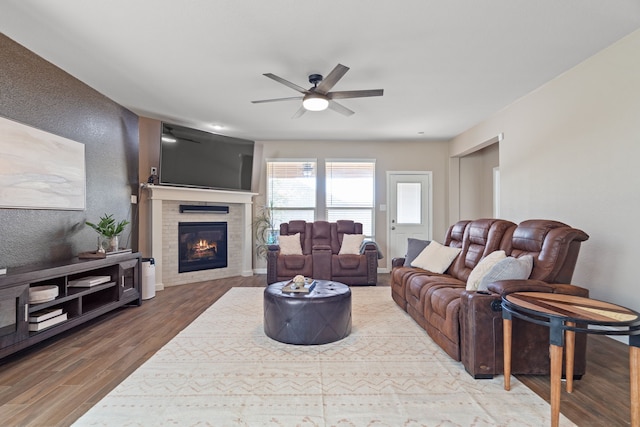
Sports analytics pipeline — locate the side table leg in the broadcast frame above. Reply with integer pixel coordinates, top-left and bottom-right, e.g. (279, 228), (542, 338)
(565, 321), (576, 393)
(503, 318), (512, 391)
(550, 344), (563, 427)
(631, 345), (639, 427)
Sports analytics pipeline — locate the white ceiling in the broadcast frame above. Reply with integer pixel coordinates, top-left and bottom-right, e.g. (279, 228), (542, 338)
(2, 1), (639, 142)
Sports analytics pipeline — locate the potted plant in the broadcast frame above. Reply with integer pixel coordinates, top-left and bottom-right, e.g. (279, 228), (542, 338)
(253, 202), (277, 260)
(86, 214), (130, 253)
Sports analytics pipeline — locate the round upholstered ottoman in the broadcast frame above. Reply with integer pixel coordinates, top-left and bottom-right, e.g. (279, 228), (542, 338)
(263, 280), (352, 345)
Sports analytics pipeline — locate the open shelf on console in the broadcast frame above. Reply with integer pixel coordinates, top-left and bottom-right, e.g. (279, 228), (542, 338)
(0, 252), (141, 356)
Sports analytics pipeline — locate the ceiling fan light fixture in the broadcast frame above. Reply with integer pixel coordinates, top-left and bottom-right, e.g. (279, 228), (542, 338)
(302, 93), (329, 111)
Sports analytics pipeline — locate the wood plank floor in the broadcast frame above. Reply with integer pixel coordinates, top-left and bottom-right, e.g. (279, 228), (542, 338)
(0, 274), (631, 426)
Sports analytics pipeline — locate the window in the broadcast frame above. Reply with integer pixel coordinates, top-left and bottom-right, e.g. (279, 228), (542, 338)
(396, 182), (421, 224)
(326, 160), (375, 237)
(266, 159), (376, 238)
(266, 160), (316, 228)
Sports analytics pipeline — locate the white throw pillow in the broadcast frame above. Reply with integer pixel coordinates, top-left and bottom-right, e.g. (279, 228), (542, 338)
(339, 234), (365, 255)
(477, 255), (534, 291)
(466, 250), (507, 291)
(278, 233), (303, 255)
(410, 241), (461, 274)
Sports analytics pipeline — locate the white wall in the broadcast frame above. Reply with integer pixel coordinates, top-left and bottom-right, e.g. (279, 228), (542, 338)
(450, 29), (640, 312)
(254, 139), (450, 270)
(459, 143), (499, 219)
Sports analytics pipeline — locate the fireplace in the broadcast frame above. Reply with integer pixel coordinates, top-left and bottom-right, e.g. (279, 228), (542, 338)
(178, 222), (228, 273)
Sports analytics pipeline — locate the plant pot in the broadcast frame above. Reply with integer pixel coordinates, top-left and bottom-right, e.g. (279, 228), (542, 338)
(267, 229), (279, 245)
(98, 235), (119, 253)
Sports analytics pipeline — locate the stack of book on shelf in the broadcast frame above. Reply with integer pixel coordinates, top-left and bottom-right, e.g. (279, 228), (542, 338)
(68, 275), (111, 288)
(29, 308), (67, 332)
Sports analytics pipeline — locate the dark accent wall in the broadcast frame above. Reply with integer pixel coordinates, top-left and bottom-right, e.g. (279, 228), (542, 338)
(0, 34), (139, 268)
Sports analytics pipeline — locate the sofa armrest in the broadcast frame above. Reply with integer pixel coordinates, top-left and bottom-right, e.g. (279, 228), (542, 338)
(391, 257), (405, 268)
(266, 245), (280, 284)
(486, 279), (589, 297)
(461, 279), (590, 378)
(552, 283), (589, 297)
(460, 289), (504, 378)
(362, 243), (379, 285)
(486, 279), (556, 295)
(461, 280), (554, 378)
(362, 242), (377, 250)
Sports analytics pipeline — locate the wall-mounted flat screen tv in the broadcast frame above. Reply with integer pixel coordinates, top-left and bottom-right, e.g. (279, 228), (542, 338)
(160, 122), (254, 191)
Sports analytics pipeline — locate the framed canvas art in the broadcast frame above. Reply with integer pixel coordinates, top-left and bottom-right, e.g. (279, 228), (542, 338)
(0, 116), (86, 210)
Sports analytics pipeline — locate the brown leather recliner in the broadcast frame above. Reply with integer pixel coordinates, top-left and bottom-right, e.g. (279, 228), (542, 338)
(391, 218), (589, 379)
(267, 220), (378, 285)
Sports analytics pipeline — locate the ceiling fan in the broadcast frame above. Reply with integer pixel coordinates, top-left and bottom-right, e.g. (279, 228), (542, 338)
(251, 64), (384, 118)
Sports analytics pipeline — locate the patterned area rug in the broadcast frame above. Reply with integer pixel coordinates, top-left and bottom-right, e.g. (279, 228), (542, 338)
(74, 287), (575, 426)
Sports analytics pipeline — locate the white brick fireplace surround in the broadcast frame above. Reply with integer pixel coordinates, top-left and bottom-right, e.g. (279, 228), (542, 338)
(145, 185), (256, 289)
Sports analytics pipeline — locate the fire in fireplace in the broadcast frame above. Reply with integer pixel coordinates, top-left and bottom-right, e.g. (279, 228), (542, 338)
(178, 222), (228, 273)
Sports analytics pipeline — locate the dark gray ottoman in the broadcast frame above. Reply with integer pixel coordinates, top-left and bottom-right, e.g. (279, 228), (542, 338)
(263, 280), (352, 345)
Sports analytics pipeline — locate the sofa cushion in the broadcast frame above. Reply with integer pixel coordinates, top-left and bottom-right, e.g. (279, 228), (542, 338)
(339, 234), (365, 255)
(283, 255), (307, 269)
(411, 241), (461, 274)
(337, 255), (361, 269)
(466, 250), (507, 291)
(403, 238), (431, 267)
(279, 233), (303, 255)
(478, 255), (534, 291)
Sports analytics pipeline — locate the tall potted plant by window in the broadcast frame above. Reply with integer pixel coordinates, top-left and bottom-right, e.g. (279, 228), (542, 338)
(86, 214), (130, 253)
(253, 202), (277, 260)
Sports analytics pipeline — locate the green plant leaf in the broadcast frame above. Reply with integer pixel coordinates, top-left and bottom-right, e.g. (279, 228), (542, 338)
(86, 213), (130, 237)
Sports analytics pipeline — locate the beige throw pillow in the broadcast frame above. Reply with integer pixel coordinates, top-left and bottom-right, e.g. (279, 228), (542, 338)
(278, 233), (303, 255)
(465, 250), (507, 291)
(410, 241), (461, 274)
(339, 234), (365, 255)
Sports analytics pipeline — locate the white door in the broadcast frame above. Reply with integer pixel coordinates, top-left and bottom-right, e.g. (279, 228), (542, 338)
(387, 172), (432, 262)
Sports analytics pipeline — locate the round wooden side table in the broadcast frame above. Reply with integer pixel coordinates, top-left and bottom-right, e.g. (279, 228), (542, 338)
(502, 292), (640, 427)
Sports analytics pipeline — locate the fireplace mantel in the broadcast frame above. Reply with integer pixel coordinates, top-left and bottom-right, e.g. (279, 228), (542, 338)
(144, 184), (257, 289)
(145, 184), (256, 204)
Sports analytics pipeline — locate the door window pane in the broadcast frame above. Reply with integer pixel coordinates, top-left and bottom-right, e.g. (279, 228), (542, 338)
(397, 182), (421, 224)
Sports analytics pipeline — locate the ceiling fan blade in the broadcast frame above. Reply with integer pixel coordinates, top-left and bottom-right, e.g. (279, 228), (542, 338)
(263, 73), (309, 94)
(328, 89), (384, 99)
(328, 100), (355, 116)
(292, 105), (307, 119)
(315, 64), (349, 94)
(251, 96), (303, 104)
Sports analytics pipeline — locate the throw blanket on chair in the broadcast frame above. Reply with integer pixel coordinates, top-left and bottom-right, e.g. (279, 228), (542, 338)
(361, 240), (384, 259)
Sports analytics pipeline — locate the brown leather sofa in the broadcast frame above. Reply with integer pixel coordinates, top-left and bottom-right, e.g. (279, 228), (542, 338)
(267, 220), (378, 285)
(391, 218), (589, 378)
